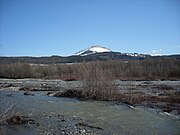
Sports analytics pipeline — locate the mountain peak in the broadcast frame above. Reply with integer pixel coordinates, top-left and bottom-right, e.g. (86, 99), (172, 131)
(75, 45), (112, 56)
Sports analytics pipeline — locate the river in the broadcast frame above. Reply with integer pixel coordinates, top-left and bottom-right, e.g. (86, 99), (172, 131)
(0, 90), (180, 135)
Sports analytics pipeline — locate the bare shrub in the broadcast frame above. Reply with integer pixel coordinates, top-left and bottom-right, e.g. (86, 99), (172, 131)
(82, 80), (116, 100)
(0, 63), (32, 79)
(0, 58), (179, 80)
(78, 61), (116, 101)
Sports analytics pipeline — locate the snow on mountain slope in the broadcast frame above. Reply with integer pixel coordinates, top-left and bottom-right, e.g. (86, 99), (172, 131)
(88, 45), (111, 53)
(75, 45), (112, 56)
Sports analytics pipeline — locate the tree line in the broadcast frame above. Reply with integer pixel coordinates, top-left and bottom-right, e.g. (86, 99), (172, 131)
(0, 58), (179, 80)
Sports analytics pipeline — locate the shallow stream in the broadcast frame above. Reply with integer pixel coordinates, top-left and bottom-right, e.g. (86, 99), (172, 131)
(0, 90), (180, 135)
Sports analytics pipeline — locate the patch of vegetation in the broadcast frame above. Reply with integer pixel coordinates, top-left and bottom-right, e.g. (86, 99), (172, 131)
(0, 95), (36, 135)
(0, 59), (179, 80)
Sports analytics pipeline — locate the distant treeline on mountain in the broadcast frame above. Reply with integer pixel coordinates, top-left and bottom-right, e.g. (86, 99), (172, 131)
(0, 52), (180, 64)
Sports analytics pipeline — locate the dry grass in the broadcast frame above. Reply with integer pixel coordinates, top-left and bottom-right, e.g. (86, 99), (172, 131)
(0, 94), (19, 135)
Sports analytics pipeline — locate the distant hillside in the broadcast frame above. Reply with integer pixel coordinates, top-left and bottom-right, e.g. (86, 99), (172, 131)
(0, 52), (180, 64)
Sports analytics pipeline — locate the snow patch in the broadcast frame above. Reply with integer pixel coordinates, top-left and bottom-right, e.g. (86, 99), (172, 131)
(75, 45), (111, 56)
(89, 45), (111, 53)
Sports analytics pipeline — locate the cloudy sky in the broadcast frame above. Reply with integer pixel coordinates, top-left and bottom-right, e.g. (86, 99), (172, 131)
(0, 0), (180, 56)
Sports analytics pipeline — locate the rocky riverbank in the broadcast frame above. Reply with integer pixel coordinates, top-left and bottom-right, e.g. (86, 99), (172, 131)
(0, 79), (180, 115)
(0, 79), (180, 135)
(0, 79), (83, 91)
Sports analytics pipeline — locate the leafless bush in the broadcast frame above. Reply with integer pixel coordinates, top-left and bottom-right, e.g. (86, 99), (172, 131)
(0, 59), (179, 80)
(0, 63), (32, 79)
(82, 80), (116, 100)
(78, 61), (116, 100)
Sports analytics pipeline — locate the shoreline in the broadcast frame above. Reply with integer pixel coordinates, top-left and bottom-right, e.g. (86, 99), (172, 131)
(0, 78), (180, 116)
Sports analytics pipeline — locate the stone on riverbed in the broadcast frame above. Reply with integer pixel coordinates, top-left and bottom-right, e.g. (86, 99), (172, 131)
(54, 89), (83, 98)
(7, 115), (35, 125)
(23, 92), (35, 96)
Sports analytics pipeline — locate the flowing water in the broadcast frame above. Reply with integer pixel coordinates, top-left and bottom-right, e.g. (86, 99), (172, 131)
(0, 90), (180, 135)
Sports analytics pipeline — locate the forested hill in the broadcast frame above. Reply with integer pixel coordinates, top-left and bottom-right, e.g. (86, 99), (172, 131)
(0, 52), (179, 64)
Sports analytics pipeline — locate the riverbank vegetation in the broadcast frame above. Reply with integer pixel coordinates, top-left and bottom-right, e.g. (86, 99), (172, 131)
(0, 59), (180, 114)
(0, 58), (179, 80)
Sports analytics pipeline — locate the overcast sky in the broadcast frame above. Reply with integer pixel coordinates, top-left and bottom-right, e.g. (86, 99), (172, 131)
(0, 0), (180, 56)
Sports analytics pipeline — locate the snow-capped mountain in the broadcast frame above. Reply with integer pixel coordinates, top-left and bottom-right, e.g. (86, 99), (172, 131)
(75, 45), (112, 56)
(1, 44), (179, 64)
